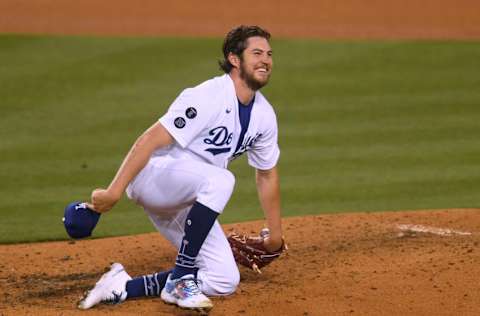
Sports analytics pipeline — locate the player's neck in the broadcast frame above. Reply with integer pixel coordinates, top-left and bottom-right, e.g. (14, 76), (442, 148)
(229, 73), (255, 105)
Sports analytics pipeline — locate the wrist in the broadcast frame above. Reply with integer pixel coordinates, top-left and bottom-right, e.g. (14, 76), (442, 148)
(264, 236), (283, 252)
(267, 229), (282, 243)
(107, 186), (123, 201)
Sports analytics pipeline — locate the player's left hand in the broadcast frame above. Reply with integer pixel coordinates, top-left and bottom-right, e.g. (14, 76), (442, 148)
(88, 188), (119, 213)
(263, 233), (284, 253)
(227, 228), (287, 273)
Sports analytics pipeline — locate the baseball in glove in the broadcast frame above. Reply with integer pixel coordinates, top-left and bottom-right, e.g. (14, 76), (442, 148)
(227, 228), (286, 273)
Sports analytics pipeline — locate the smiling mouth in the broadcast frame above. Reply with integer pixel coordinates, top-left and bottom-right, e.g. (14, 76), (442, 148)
(256, 67), (270, 74)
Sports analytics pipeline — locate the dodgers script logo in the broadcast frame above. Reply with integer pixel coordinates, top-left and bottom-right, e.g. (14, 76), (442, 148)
(230, 132), (262, 160)
(204, 126), (233, 155)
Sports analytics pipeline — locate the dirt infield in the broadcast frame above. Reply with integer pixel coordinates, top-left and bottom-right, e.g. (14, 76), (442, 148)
(2, 1), (480, 315)
(1, 209), (480, 315)
(1, 0), (480, 39)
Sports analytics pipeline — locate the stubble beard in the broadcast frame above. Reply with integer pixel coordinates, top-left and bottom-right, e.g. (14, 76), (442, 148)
(239, 61), (270, 91)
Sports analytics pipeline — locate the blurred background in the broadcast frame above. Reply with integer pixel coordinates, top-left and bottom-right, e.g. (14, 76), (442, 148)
(1, 0), (479, 243)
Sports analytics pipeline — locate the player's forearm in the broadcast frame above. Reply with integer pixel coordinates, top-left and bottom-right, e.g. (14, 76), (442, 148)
(107, 123), (173, 199)
(256, 167), (283, 247)
(107, 138), (153, 198)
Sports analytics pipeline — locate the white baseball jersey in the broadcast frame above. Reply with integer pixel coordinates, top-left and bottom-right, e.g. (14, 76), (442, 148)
(157, 74), (280, 170)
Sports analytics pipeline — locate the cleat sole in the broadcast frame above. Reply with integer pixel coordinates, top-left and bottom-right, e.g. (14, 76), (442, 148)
(163, 300), (212, 315)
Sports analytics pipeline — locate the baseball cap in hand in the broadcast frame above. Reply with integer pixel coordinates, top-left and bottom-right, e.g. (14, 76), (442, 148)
(63, 201), (100, 239)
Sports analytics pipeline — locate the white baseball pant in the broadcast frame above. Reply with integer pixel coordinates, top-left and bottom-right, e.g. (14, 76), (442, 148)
(126, 155), (240, 295)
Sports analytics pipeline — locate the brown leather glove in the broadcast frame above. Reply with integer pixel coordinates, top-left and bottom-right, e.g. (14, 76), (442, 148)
(227, 229), (286, 273)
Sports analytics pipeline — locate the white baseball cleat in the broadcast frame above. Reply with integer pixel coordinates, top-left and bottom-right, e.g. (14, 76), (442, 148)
(161, 273), (213, 313)
(78, 262), (132, 309)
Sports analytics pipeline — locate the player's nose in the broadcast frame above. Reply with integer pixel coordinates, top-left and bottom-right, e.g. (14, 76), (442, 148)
(261, 55), (272, 67)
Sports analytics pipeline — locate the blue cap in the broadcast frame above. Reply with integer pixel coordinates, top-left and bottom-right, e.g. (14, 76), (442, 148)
(63, 201), (100, 239)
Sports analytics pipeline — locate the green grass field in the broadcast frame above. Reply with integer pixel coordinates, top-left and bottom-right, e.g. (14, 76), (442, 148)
(1, 35), (479, 243)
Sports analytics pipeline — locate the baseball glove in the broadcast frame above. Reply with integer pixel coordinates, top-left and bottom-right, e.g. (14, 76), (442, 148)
(227, 228), (286, 273)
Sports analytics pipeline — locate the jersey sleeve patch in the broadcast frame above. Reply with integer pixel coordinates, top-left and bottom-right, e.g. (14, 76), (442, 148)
(185, 107), (197, 119)
(174, 117), (186, 128)
(159, 89), (217, 148)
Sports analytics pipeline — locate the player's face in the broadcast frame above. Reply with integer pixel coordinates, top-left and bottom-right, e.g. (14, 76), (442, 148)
(239, 36), (273, 91)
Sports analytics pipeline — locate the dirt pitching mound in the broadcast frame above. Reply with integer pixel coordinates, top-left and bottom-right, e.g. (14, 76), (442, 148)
(1, 209), (479, 316)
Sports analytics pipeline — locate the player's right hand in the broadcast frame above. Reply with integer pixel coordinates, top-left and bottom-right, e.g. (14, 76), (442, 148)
(87, 188), (119, 213)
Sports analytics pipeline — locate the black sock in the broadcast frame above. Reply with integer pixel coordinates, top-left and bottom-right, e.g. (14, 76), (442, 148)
(125, 270), (170, 299)
(170, 202), (219, 280)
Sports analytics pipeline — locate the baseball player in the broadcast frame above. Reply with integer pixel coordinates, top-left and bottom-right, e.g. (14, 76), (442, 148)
(78, 25), (283, 313)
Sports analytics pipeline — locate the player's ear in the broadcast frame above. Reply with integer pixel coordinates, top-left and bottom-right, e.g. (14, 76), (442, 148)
(228, 52), (241, 69)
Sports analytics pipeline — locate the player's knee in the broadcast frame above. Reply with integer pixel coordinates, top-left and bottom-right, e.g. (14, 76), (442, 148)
(226, 268), (240, 293)
(224, 170), (236, 195)
(197, 169), (236, 212)
(202, 268), (240, 296)
(211, 169), (235, 196)
(221, 269), (240, 295)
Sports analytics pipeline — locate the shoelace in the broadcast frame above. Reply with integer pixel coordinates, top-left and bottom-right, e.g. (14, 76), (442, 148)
(180, 279), (201, 296)
(103, 291), (123, 304)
